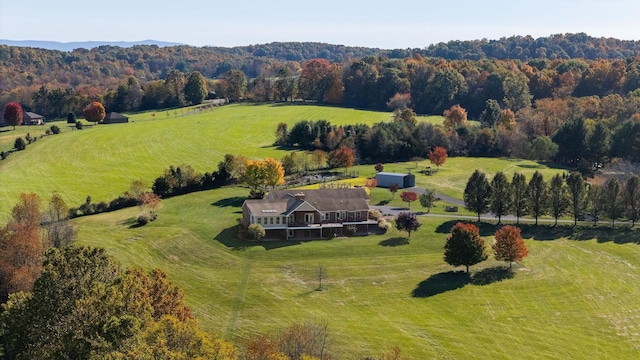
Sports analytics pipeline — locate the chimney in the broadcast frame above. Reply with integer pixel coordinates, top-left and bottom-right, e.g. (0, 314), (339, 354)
(294, 192), (306, 201)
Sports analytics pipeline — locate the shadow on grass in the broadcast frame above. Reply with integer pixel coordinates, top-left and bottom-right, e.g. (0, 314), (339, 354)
(211, 196), (245, 208)
(434, 220), (496, 236)
(519, 223), (640, 245)
(379, 237), (409, 247)
(214, 226), (303, 251)
(412, 266), (516, 298)
(376, 199), (390, 205)
(117, 217), (143, 229)
(412, 271), (470, 298)
(470, 266), (514, 286)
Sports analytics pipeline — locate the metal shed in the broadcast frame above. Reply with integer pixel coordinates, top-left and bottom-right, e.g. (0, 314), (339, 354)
(375, 172), (415, 189)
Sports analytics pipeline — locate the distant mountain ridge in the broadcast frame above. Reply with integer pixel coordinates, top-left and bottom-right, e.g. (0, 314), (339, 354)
(0, 39), (184, 51)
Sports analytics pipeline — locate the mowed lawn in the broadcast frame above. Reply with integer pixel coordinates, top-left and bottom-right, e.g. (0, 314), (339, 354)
(0, 103), (396, 216)
(76, 186), (640, 359)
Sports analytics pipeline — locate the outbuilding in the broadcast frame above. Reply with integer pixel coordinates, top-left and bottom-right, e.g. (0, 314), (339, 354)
(375, 172), (415, 189)
(102, 112), (129, 124)
(23, 112), (45, 125)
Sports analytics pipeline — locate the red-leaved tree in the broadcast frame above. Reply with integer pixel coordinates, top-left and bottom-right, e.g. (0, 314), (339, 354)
(82, 101), (106, 125)
(444, 222), (487, 273)
(400, 191), (417, 208)
(428, 146), (448, 169)
(492, 225), (528, 269)
(4, 102), (23, 130)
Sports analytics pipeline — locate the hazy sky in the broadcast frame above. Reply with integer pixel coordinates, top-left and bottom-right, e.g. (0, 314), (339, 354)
(2, 0), (639, 49)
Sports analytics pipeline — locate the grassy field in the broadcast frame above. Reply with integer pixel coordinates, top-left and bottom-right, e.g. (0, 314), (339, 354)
(0, 104), (399, 216)
(75, 185), (640, 359)
(4, 103), (639, 358)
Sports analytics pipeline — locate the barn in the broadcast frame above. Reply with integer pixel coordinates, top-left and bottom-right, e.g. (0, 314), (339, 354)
(102, 112), (129, 124)
(375, 172), (415, 189)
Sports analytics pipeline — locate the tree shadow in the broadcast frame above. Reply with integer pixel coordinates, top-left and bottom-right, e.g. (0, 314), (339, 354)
(213, 226), (303, 251)
(211, 196), (246, 208)
(376, 199), (390, 205)
(411, 271), (470, 298)
(470, 266), (515, 286)
(434, 220), (496, 236)
(379, 237), (409, 247)
(520, 223), (640, 244)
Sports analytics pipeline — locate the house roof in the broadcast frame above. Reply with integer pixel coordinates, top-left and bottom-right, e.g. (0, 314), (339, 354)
(376, 172), (409, 177)
(24, 112), (44, 119)
(244, 188), (370, 216)
(104, 112), (128, 120)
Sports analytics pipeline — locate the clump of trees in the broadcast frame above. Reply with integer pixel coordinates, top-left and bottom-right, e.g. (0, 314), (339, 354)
(463, 170), (640, 227)
(0, 246), (236, 359)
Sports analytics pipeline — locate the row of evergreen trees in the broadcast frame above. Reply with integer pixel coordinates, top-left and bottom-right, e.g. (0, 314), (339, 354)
(464, 170), (640, 226)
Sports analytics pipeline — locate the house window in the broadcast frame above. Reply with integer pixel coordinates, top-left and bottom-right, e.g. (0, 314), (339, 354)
(339, 211), (347, 220)
(323, 212), (330, 221)
(289, 216), (294, 224)
(305, 213), (314, 223)
(258, 217), (262, 224)
(270, 217), (274, 225)
(356, 211), (361, 220)
(250, 216), (254, 224)
(276, 217), (280, 224)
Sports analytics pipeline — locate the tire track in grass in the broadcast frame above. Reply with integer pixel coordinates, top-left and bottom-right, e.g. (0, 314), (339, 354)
(226, 260), (253, 338)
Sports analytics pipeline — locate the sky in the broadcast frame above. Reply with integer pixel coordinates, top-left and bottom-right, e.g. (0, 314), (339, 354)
(2, 0), (640, 49)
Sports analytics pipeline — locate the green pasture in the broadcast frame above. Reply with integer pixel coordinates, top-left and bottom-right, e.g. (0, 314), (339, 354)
(0, 104), (394, 216)
(2, 103), (637, 357)
(75, 185), (640, 359)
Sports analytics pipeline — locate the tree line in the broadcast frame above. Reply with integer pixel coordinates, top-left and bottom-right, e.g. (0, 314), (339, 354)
(463, 170), (640, 226)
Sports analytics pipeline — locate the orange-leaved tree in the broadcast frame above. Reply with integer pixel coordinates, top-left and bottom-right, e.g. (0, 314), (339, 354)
(82, 101), (106, 125)
(493, 225), (528, 269)
(329, 145), (355, 174)
(0, 193), (46, 298)
(263, 157), (285, 189)
(443, 104), (468, 129)
(4, 102), (23, 130)
(428, 146), (448, 169)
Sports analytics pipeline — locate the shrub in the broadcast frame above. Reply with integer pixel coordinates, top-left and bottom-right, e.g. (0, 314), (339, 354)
(95, 201), (109, 213)
(75, 121), (83, 130)
(108, 195), (138, 211)
(67, 112), (76, 124)
(249, 189), (265, 199)
(247, 224), (266, 240)
(50, 125), (61, 134)
(368, 209), (383, 221)
(0, 151), (7, 160)
(137, 213), (151, 225)
(14, 137), (26, 150)
(344, 225), (357, 236)
(45, 129), (52, 135)
(378, 219), (391, 232)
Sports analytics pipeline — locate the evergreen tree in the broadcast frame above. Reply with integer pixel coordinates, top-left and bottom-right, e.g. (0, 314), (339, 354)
(624, 175), (640, 226)
(566, 172), (587, 226)
(549, 174), (569, 226)
(464, 170), (491, 222)
(510, 172), (529, 224)
(489, 172), (511, 224)
(527, 171), (547, 225)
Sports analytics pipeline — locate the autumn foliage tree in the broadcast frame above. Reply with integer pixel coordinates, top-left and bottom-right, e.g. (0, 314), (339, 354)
(329, 145), (355, 174)
(82, 101), (106, 124)
(262, 157), (286, 188)
(0, 246), (235, 359)
(492, 225), (528, 269)
(3, 102), (23, 129)
(400, 191), (418, 208)
(427, 146), (448, 169)
(0, 193), (46, 299)
(443, 222), (488, 273)
(443, 104), (468, 129)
